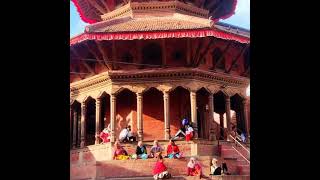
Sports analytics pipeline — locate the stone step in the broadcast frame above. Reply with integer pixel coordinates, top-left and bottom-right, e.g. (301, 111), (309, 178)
(98, 175), (250, 180)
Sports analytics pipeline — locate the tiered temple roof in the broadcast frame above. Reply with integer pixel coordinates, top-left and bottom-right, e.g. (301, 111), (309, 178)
(71, 0), (238, 24)
(70, 0), (249, 45)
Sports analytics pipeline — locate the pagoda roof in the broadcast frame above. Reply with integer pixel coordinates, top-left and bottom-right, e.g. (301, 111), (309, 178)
(71, 0), (238, 24)
(70, 28), (249, 46)
(84, 14), (212, 33)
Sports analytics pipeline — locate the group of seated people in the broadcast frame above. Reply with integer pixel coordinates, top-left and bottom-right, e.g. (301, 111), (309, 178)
(103, 119), (229, 179)
(112, 138), (229, 179)
(100, 118), (194, 144)
(112, 139), (182, 160)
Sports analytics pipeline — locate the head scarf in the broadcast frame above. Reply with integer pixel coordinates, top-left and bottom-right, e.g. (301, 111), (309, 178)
(187, 157), (196, 168)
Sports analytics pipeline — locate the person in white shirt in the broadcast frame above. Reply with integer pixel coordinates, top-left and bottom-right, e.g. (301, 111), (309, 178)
(119, 125), (135, 142)
(185, 124), (194, 141)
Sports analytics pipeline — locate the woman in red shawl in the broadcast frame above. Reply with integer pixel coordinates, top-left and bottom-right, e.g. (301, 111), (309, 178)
(166, 140), (182, 159)
(113, 140), (129, 160)
(152, 155), (171, 179)
(187, 157), (202, 178)
(99, 124), (111, 143)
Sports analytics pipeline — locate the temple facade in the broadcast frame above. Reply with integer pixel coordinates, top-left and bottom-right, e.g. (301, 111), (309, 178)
(70, 0), (250, 179)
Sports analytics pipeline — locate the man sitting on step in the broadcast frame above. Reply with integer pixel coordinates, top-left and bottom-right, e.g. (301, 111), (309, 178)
(172, 118), (189, 140)
(119, 125), (136, 143)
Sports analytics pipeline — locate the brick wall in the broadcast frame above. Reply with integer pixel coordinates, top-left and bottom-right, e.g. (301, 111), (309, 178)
(143, 88), (165, 140)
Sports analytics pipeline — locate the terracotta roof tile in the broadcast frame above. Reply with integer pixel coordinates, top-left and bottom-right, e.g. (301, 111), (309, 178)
(92, 17), (211, 32)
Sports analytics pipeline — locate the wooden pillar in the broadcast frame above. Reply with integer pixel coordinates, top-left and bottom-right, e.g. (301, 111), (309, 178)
(110, 94), (116, 142)
(219, 113), (224, 139)
(80, 102), (86, 148)
(72, 109), (78, 148)
(95, 98), (101, 145)
(190, 91), (198, 138)
(77, 109), (81, 147)
(208, 93), (216, 140)
(163, 91), (170, 140)
(70, 106), (72, 149)
(243, 98), (250, 137)
(225, 95), (232, 133)
(137, 92), (143, 141)
(161, 39), (166, 67)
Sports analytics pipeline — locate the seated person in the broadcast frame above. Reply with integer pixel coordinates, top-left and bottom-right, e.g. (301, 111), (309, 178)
(187, 157), (202, 177)
(135, 141), (148, 159)
(152, 155), (171, 180)
(210, 158), (230, 175)
(240, 132), (246, 143)
(119, 125), (136, 142)
(166, 140), (182, 159)
(185, 124), (194, 142)
(172, 118), (189, 140)
(99, 124), (111, 143)
(210, 158), (221, 175)
(221, 162), (230, 175)
(113, 140), (129, 160)
(149, 140), (163, 158)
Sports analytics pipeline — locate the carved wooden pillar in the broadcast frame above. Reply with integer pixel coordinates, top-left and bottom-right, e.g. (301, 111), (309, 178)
(110, 94), (116, 142)
(77, 109), (81, 147)
(225, 95), (232, 133)
(243, 98), (250, 137)
(95, 98), (101, 145)
(137, 92), (143, 141)
(72, 108), (78, 148)
(70, 106), (72, 148)
(190, 91), (198, 138)
(80, 102), (87, 148)
(219, 113), (224, 139)
(163, 91), (170, 140)
(208, 93), (216, 140)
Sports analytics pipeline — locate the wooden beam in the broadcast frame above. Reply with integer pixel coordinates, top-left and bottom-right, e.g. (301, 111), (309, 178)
(192, 38), (205, 67)
(71, 47), (95, 75)
(195, 38), (216, 67)
(95, 41), (112, 70)
(212, 41), (232, 70)
(111, 41), (117, 70)
(242, 66), (250, 76)
(186, 39), (191, 66)
(201, 0), (207, 8)
(100, 0), (110, 12)
(161, 39), (166, 67)
(85, 41), (105, 67)
(136, 40), (143, 69)
(86, 0), (107, 14)
(226, 45), (249, 73)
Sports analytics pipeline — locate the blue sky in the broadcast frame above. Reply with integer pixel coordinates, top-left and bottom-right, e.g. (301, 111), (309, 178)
(70, 0), (250, 38)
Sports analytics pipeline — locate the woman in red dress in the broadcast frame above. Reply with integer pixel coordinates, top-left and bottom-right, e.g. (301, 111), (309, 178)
(152, 155), (171, 179)
(166, 140), (182, 159)
(187, 157), (202, 178)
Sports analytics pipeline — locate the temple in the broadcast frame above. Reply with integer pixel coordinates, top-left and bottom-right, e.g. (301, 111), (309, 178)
(70, 0), (250, 179)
